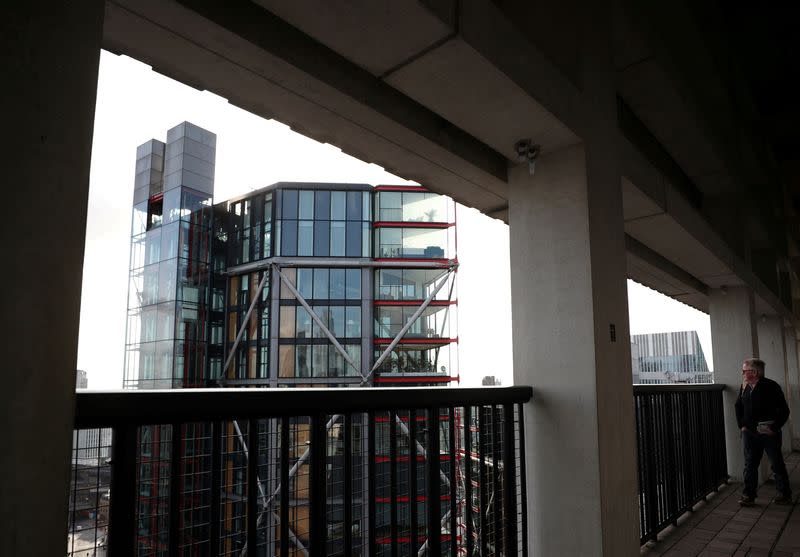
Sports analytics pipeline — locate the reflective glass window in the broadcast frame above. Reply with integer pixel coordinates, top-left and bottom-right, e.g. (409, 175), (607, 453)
(282, 190), (298, 219)
(296, 307), (312, 339)
(312, 345), (328, 377)
(299, 191), (314, 219)
(297, 268), (313, 300)
(279, 306), (296, 337)
(346, 269), (361, 299)
(315, 190), (330, 219)
(281, 220), (297, 256)
(331, 192), (346, 220)
(378, 192), (401, 221)
(312, 306), (329, 338)
(279, 346), (294, 378)
(313, 269), (329, 299)
(346, 221), (361, 257)
(329, 269), (345, 299)
(329, 306), (345, 337)
(314, 221), (329, 256)
(330, 222), (345, 256)
(329, 349), (345, 377)
(346, 191), (362, 220)
(298, 221), (313, 256)
(346, 307), (361, 337)
(295, 345), (311, 377)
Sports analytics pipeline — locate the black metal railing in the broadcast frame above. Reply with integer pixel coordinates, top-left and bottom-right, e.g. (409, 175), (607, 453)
(633, 384), (728, 544)
(71, 386), (532, 556)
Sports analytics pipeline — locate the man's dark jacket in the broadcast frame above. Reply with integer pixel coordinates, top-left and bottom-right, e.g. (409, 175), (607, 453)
(735, 376), (790, 432)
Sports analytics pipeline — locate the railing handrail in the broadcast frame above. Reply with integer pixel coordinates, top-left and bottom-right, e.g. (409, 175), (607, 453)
(74, 385), (534, 428)
(633, 383), (725, 394)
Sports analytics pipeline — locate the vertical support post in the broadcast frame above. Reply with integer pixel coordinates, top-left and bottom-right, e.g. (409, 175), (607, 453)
(643, 395), (658, 541)
(502, 404), (518, 556)
(427, 408), (441, 557)
(448, 408), (457, 557)
(367, 411), (376, 557)
(409, 410), (418, 554)
(247, 421), (259, 555)
(344, 413), (353, 557)
(478, 407), (488, 556)
(210, 421), (222, 555)
(169, 423), (182, 555)
(390, 412), (398, 557)
(280, 417), (290, 557)
(464, 406), (473, 557)
(517, 403), (528, 557)
(491, 406), (502, 554)
(310, 413), (327, 557)
(109, 425), (137, 557)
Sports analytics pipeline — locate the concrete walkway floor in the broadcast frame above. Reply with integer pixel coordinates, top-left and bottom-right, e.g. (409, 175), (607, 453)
(641, 452), (800, 557)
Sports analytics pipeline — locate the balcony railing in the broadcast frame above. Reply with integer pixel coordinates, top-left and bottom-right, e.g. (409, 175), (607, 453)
(70, 386), (532, 557)
(633, 384), (728, 544)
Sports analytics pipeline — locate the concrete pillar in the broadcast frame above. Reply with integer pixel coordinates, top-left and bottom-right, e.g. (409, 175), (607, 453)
(509, 143), (639, 556)
(709, 287), (759, 481)
(758, 317), (790, 461)
(0, 3), (103, 556)
(785, 328), (800, 450)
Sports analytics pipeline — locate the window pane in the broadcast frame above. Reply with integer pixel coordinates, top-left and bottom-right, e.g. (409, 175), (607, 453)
(281, 220), (297, 256)
(329, 306), (345, 337)
(330, 222), (345, 256)
(379, 192), (401, 221)
(297, 268), (313, 300)
(296, 306), (312, 339)
(331, 192), (346, 220)
(346, 307), (361, 337)
(312, 345), (328, 377)
(282, 190), (298, 219)
(280, 268), (296, 299)
(299, 191), (314, 219)
(346, 221), (361, 257)
(346, 345), (361, 376)
(313, 269), (329, 299)
(298, 221), (313, 256)
(296, 345), (311, 377)
(362, 222), (370, 257)
(329, 269), (345, 299)
(314, 220), (330, 256)
(346, 191), (362, 220)
(329, 348), (345, 378)
(362, 192), (372, 221)
(279, 306), (296, 337)
(279, 345), (294, 377)
(314, 190), (330, 219)
(312, 306), (329, 338)
(346, 269), (361, 299)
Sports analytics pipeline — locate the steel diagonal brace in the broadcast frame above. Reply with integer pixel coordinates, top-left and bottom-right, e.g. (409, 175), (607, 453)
(360, 266), (456, 387)
(222, 270), (270, 381)
(275, 264), (361, 376)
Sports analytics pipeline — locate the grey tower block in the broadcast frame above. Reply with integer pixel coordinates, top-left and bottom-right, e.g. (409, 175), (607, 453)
(133, 139), (165, 204)
(164, 121), (217, 196)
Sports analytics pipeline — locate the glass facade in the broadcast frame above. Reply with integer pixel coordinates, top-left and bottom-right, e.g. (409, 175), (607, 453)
(123, 131), (459, 553)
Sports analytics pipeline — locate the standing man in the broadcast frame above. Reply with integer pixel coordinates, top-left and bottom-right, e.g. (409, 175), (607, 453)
(736, 358), (792, 506)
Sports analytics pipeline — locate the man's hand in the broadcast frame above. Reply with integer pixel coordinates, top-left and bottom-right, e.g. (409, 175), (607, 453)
(741, 427), (748, 432)
(762, 428), (776, 436)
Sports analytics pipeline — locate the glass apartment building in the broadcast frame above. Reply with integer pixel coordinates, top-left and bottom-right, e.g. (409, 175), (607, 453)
(123, 123), (459, 555)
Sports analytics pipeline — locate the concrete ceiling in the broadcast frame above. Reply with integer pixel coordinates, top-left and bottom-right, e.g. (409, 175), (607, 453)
(102, 0), (793, 320)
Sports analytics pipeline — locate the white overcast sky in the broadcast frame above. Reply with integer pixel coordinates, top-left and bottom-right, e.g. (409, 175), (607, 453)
(77, 51), (712, 389)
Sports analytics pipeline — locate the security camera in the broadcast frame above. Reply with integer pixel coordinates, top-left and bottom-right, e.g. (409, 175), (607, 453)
(514, 139), (541, 175)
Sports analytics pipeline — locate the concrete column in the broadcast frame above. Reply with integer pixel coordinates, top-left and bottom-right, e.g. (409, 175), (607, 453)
(758, 317), (790, 461)
(709, 287), (759, 481)
(0, 3), (103, 556)
(509, 143), (639, 556)
(785, 329), (800, 450)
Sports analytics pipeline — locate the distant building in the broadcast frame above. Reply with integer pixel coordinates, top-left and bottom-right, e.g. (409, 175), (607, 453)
(481, 375), (501, 386)
(75, 369), (88, 389)
(631, 330), (712, 384)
